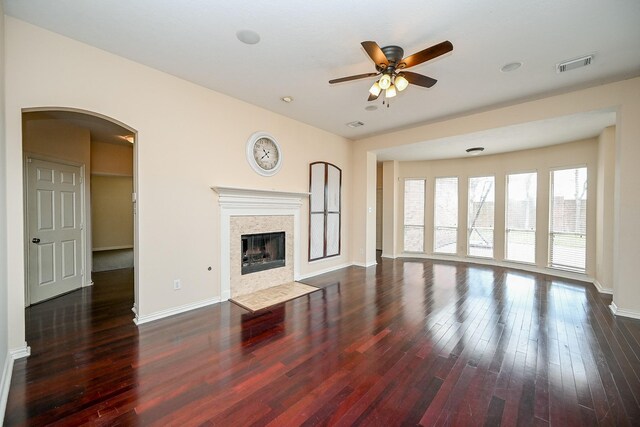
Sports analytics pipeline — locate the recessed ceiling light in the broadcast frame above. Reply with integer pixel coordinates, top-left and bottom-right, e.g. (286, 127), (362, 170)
(121, 135), (134, 144)
(466, 147), (485, 155)
(500, 62), (522, 72)
(365, 105), (378, 111)
(236, 30), (260, 45)
(281, 96), (293, 103)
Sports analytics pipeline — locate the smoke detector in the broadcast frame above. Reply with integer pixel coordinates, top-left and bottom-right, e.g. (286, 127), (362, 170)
(556, 55), (593, 73)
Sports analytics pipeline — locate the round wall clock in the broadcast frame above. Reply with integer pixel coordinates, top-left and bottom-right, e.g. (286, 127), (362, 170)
(246, 131), (282, 176)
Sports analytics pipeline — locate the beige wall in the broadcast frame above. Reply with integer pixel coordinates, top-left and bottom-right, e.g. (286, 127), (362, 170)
(382, 161), (399, 257)
(91, 141), (133, 176)
(0, 3), (10, 409)
(90, 140), (134, 251)
(4, 17), (352, 348)
(375, 163), (383, 250)
(396, 138), (598, 276)
(23, 115), (91, 164)
(596, 127), (615, 292)
(354, 76), (640, 316)
(91, 175), (133, 250)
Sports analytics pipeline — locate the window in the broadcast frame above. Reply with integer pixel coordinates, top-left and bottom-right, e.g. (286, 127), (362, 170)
(506, 172), (537, 263)
(309, 162), (341, 261)
(550, 167), (587, 271)
(434, 177), (458, 254)
(468, 176), (495, 257)
(403, 179), (425, 252)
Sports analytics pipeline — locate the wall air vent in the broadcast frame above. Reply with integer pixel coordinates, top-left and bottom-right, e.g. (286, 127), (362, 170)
(556, 55), (593, 73)
(346, 121), (365, 128)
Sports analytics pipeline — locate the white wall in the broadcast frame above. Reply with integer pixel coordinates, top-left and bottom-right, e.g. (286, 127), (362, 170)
(4, 18), (352, 349)
(353, 77), (640, 317)
(0, 6), (11, 420)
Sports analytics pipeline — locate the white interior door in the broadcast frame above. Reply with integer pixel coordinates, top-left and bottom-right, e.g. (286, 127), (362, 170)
(27, 158), (84, 304)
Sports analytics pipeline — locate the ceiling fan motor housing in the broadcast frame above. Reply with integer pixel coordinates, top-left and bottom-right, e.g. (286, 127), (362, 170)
(380, 45), (404, 69)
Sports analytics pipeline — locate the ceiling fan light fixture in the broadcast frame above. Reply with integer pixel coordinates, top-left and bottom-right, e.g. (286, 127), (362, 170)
(369, 81), (382, 97)
(378, 74), (392, 90)
(385, 84), (397, 98)
(395, 74), (409, 91)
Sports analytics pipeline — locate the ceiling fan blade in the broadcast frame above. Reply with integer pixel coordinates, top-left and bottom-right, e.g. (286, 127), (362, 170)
(361, 41), (389, 68)
(329, 72), (379, 84)
(367, 92), (380, 102)
(403, 71), (438, 88)
(400, 40), (453, 69)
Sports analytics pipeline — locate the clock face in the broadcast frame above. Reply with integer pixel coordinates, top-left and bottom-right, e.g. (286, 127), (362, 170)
(253, 137), (280, 171)
(246, 132), (282, 176)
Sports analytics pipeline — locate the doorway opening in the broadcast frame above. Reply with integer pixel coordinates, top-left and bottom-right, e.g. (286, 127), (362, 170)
(22, 109), (138, 313)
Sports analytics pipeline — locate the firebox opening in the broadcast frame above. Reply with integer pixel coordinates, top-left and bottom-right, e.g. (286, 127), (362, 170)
(241, 231), (286, 275)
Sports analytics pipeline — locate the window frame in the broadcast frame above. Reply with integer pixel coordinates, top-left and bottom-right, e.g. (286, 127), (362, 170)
(308, 161), (342, 262)
(504, 170), (538, 265)
(433, 176), (458, 255)
(548, 165), (588, 273)
(403, 177), (426, 253)
(467, 175), (496, 258)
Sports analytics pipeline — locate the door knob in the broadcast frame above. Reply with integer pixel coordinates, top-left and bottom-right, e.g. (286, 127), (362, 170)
(32, 238), (40, 244)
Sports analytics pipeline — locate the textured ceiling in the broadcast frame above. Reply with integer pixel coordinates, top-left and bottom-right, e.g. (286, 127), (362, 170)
(5, 0), (639, 157)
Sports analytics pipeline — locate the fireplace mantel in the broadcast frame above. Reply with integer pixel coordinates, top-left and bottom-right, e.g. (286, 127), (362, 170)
(212, 186), (309, 301)
(212, 186), (310, 208)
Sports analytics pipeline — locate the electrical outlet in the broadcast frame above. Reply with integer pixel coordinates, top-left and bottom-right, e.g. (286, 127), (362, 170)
(173, 279), (181, 290)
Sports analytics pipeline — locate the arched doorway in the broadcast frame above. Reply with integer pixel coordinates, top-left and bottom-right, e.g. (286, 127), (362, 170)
(21, 108), (138, 316)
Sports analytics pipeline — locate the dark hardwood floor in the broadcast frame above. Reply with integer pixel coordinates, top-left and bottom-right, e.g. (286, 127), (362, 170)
(5, 258), (640, 426)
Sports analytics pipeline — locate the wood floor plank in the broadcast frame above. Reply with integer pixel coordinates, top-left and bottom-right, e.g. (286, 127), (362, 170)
(5, 259), (640, 426)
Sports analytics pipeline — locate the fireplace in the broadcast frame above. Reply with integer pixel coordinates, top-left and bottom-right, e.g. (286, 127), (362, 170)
(242, 231), (285, 274)
(213, 186), (308, 300)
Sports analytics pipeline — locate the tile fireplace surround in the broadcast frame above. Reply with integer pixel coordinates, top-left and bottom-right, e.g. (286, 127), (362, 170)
(212, 187), (309, 300)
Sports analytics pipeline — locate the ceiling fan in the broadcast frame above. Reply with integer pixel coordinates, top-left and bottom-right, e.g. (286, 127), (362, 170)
(329, 40), (453, 103)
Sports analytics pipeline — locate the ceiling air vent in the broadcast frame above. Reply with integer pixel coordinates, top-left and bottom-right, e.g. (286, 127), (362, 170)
(556, 55), (593, 73)
(346, 121), (365, 128)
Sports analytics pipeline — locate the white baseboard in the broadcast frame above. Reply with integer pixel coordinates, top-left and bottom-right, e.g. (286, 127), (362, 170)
(352, 261), (377, 268)
(1, 351), (14, 423)
(10, 345), (31, 360)
(610, 301), (640, 320)
(398, 251), (598, 285)
(297, 262), (352, 280)
(134, 297), (220, 325)
(0, 345), (32, 420)
(381, 253), (396, 259)
(131, 303), (137, 315)
(593, 279), (614, 295)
